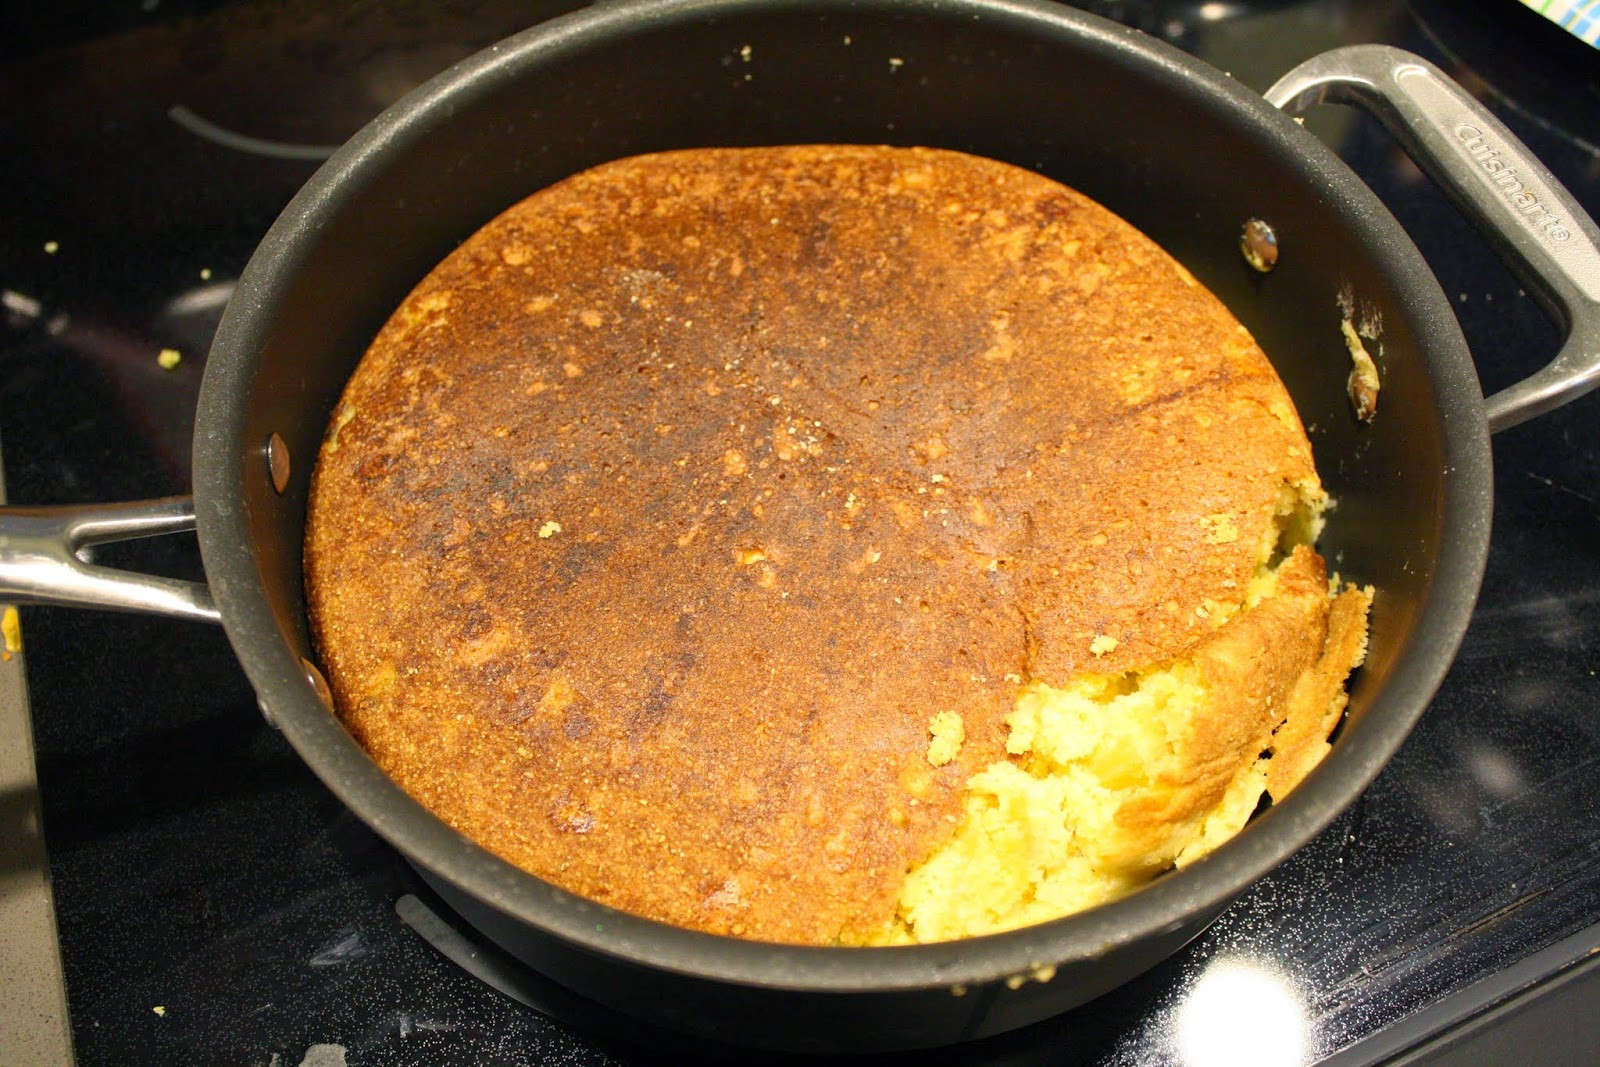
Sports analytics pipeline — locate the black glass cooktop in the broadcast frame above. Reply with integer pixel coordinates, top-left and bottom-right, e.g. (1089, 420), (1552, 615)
(3, 1), (1599, 1063)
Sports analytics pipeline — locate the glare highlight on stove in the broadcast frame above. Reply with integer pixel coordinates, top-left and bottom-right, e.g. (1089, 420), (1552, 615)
(165, 280), (236, 318)
(1174, 958), (1309, 1067)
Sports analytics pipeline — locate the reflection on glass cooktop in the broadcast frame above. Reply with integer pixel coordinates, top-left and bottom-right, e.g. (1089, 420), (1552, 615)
(1, 1), (1597, 1063)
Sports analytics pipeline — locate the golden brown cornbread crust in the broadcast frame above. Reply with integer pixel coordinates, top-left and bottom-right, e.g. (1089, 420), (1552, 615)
(305, 145), (1344, 945)
(1103, 547), (1369, 872)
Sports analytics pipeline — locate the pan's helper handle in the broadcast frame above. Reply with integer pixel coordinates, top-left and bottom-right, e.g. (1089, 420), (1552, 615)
(1266, 45), (1600, 433)
(0, 497), (219, 623)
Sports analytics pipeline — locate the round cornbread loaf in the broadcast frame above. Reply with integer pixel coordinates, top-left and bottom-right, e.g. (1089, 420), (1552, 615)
(305, 145), (1362, 945)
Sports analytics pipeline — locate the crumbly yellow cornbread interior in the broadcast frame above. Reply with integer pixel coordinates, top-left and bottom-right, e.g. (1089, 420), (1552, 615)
(855, 483), (1366, 945)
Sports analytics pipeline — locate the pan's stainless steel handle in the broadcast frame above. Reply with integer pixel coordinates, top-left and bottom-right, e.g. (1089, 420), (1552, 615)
(0, 497), (219, 623)
(1266, 45), (1600, 433)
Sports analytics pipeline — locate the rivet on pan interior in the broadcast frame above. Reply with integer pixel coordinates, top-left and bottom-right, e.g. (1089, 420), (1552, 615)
(267, 432), (291, 494)
(257, 697), (280, 730)
(1240, 218), (1279, 273)
(302, 658), (333, 708)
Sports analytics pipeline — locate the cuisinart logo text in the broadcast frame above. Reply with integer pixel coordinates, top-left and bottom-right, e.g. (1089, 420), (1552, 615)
(1455, 124), (1571, 241)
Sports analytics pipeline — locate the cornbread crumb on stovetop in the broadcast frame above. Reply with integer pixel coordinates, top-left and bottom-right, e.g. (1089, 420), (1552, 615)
(304, 145), (1370, 946)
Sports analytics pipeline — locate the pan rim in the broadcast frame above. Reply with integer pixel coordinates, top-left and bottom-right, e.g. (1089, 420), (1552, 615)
(194, 0), (1493, 994)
